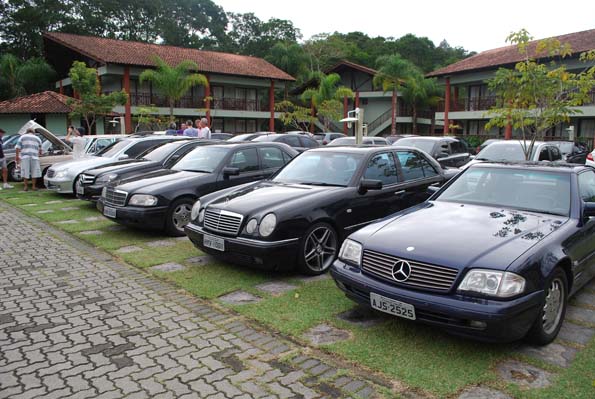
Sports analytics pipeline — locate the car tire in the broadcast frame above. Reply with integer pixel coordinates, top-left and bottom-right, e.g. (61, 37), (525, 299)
(525, 268), (568, 346)
(297, 222), (338, 275)
(7, 162), (22, 182)
(165, 198), (194, 237)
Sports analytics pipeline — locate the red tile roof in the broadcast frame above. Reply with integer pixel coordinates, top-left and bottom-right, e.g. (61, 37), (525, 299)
(44, 32), (295, 81)
(0, 91), (75, 114)
(427, 29), (595, 77)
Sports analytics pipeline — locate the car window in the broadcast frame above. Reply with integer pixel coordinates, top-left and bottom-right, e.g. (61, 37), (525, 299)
(578, 171), (595, 202)
(280, 135), (301, 147)
(373, 139), (386, 145)
(549, 146), (562, 161)
(538, 147), (550, 161)
(396, 151), (426, 181)
(124, 140), (165, 158)
(94, 138), (113, 153)
(299, 136), (318, 148)
(363, 152), (399, 185)
(418, 153), (439, 177)
(259, 147), (285, 169)
(229, 148), (260, 172)
(450, 141), (466, 154)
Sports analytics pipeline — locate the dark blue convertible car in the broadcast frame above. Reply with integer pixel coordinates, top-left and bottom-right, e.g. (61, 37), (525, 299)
(331, 162), (595, 344)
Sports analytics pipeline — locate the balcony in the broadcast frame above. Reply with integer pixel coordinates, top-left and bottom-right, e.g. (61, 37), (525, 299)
(212, 98), (266, 112)
(123, 93), (268, 112)
(436, 96), (496, 112)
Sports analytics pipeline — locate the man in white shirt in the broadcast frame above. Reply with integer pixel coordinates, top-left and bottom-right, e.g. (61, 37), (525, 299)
(16, 128), (42, 191)
(197, 118), (211, 139)
(65, 125), (86, 159)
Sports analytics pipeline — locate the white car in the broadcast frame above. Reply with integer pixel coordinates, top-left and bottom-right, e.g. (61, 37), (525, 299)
(463, 140), (562, 169)
(44, 136), (174, 194)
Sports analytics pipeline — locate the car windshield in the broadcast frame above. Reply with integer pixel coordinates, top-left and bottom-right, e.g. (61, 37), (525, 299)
(395, 138), (436, 154)
(96, 139), (131, 157)
(228, 133), (256, 142)
(437, 167), (571, 216)
(142, 141), (187, 162)
(273, 151), (364, 187)
(475, 142), (538, 161)
(171, 146), (229, 173)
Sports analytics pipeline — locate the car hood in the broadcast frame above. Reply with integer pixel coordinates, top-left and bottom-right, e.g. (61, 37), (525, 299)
(354, 201), (568, 271)
(115, 169), (209, 193)
(50, 156), (109, 172)
(18, 120), (71, 152)
(85, 159), (150, 176)
(207, 181), (341, 215)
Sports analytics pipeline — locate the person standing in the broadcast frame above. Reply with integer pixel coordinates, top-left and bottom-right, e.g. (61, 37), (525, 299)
(197, 118), (211, 139)
(15, 128), (42, 191)
(165, 122), (178, 135)
(183, 120), (198, 137)
(177, 122), (187, 136)
(65, 125), (86, 159)
(0, 128), (14, 190)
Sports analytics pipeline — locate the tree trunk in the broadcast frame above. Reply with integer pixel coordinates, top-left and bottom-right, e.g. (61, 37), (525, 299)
(412, 106), (417, 135)
(391, 89), (397, 135)
(169, 99), (174, 122)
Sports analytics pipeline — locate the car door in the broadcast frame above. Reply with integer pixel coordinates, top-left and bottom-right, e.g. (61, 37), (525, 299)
(215, 147), (265, 191)
(342, 151), (405, 233)
(395, 150), (445, 208)
(299, 136), (319, 150)
(566, 170), (595, 291)
(258, 146), (288, 177)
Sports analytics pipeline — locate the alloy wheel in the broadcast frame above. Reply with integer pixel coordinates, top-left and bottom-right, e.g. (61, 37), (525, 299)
(542, 276), (565, 335)
(172, 203), (192, 231)
(303, 226), (337, 272)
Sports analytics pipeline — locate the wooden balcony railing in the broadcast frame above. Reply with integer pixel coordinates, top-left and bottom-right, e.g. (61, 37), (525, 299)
(211, 98), (264, 111)
(119, 93), (268, 111)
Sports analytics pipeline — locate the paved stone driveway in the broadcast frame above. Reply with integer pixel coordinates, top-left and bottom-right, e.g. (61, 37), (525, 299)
(0, 203), (383, 399)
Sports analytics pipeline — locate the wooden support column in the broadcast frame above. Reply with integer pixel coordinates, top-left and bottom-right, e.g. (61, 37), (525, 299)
(443, 77), (450, 135)
(269, 80), (275, 132)
(355, 91), (360, 108)
(505, 122), (512, 140)
(343, 96), (348, 134)
(123, 66), (132, 134)
(205, 75), (211, 125)
(96, 70), (102, 95)
(59, 80), (63, 95)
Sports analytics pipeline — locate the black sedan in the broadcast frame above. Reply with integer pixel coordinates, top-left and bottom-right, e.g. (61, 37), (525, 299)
(331, 162), (595, 344)
(252, 133), (319, 152)
(97, 142), (298, 236)
(185, 146), (453, 275)
(394, 136), (471, 168)
(77, 139), (218, 201)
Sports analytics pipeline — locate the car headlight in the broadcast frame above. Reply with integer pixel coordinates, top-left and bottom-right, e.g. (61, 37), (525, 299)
(338, 239), (363, 267)
(458, 269), (525, 298)
(245, 218), (258, 234)
(190, 200), (201, 221)
(128, 194), (158, 207)
(258, 213), (276, 237)
(54, 170), (68, 179)
(96, 174), (118, 184)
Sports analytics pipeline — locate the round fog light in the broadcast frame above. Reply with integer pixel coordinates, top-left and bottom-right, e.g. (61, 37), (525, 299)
(469, 320), (487, 329)
(246, 218), (257, 234)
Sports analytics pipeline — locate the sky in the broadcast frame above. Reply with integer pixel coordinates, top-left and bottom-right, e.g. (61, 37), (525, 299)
(214, 0), (595, 53)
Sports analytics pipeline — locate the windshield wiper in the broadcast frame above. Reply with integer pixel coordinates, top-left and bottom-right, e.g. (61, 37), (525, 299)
(183, 169), (211, 173)
(298, 181), (344, 187)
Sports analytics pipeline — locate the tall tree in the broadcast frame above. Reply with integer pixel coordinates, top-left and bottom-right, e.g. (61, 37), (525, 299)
(301, 73), (354, 131)
(399, 70), (441, 134)
(266, 42), (308, 96)
(68, 61), (127, 134)
(485, 29), (595, 159)
(0, 54), (56, 100)
(139, 55), (209, 120)
(374, 54), (416, 135)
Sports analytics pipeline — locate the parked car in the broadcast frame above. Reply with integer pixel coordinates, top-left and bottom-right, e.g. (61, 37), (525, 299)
(287, 130), (315, 137)
(45, 135), (175, 194)
(327, 137), (389, 146)
(185, 146), (454, 275)
(97, 142), (298, 236)
(394, 136), (471, 168)
(228, 132), (275, 142)
(587, 150), (595, 168)
(384, 134), (418, 145)
(252, 133), (319, 152)
(77, 138), (212, 201)
(210, 133), (233, 140)
(465, 141), (562, 170)
(549, 141), (590, 164)
(313, 132), (346, 145)
(476, 138), (503, 154)
(332, 161), (595, 344)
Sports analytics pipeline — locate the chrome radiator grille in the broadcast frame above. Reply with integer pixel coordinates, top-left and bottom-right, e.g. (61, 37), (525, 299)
(79, 174), (95, 185)
(103, 187), (127, 207)
(203, 208), (243, 236)
(362, 249), (459, 292)
(46, 169), (55, 178)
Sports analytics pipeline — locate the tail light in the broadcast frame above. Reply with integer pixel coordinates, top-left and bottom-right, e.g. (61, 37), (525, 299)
(588, 153), (594, 161)
(323, 140), (328, 145)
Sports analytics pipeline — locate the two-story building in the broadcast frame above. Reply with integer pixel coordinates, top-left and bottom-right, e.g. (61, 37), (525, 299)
(292, 60), (439, 136)
(428, 29), (595, 142)
(42, 32), (295, 134)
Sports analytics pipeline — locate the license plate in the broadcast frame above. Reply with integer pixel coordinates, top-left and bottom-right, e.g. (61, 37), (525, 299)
(370, 292), (416, 320)
(203, 234), (225, 251)
(103, 206), (117, 218)
(76, 183), (84, 195)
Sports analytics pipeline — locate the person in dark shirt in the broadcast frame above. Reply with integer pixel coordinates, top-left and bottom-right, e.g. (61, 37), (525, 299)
(0, 128), (14, 189)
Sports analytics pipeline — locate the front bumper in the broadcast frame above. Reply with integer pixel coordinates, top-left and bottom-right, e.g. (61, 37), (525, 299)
(77, 184), (103, 202)
(331, 260), (543, 343)
(44, 176), (74, 194)
(97, 199), (168, 231)
(185, 223), (300, 271)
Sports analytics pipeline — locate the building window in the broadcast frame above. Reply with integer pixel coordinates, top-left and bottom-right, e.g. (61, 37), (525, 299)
(212, 118), (224, 133)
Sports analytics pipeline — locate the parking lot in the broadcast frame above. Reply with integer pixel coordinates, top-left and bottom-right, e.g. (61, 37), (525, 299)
(1, 187), (594, 398)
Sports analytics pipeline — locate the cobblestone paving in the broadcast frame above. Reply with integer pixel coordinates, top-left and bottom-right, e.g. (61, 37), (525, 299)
(0, 202), (384, 399)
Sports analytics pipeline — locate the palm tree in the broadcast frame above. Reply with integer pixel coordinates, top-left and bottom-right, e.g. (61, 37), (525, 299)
(373, 54), (415, 135)
(400, 70), (442, 134)
(139, 55), (209, 121)
(0, 54), (56, 100)
(266, 42), (308, 98)
(301, 73), (353, 131)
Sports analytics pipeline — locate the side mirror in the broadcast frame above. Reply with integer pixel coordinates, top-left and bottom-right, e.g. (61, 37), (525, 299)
(426, 185), (440, 195)
(584, 202), (595, 218)
(358, 179), (382, 194)
(223, 167), (240, 177)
